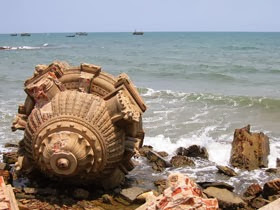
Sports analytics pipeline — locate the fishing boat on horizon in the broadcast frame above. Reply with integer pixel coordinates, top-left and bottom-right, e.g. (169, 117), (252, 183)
(76, 32), (88, 36)
(10, 33), (17, 36)
(66, 34), (75, 37)
(133, 30), (144, 35)
(21, 33), (31, 36)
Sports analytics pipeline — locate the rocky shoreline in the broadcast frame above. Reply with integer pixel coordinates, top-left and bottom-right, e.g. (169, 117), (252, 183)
(1, 125), (280, 209)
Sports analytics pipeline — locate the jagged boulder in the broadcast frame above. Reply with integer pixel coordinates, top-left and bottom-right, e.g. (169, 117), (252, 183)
(170, 155), (195, 167)
(243, 183), (262, 197)
(262, 179), (280, 199)
(177, 145), (209, 159)
(146, 150), (170, 172)
(230, 125), (270, 170)
(136, 173), (218, 210)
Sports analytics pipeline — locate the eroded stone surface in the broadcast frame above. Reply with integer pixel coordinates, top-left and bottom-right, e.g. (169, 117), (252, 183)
(262, 179), (280, 199)
(230, 125), (270, 170)
(12, 61), (147, 188)
(243, 183), (262, 197)
(170, 155), (195, 167)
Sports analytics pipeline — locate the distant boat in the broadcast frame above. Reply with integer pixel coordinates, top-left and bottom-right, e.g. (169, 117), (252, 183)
(66, 34), (75, 37)
(10, 33), (17, 36)
(133, 31), (144, 35)
(21, 33), (31, 36)
(76, 32), (88, 36)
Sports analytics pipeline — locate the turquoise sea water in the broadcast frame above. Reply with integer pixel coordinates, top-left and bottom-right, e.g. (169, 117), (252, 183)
(0, 32), (280, 192)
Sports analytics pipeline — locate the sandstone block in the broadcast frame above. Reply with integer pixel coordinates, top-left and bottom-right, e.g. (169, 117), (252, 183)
(230, 125), (269, 170)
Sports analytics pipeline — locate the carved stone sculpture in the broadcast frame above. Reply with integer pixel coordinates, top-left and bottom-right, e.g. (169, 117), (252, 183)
(12, 61), (146, 188)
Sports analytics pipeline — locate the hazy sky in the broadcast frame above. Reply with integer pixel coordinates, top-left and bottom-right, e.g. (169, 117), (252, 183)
(1, 0), (279, 33)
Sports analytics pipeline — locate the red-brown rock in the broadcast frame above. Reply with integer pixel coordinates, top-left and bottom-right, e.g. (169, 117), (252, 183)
(230, 125), (270, 170)
(243, 183), (262, 197)
(262, 179), (280, 199)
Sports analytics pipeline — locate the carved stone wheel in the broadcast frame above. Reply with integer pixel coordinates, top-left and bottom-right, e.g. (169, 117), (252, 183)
(12, 61), (146, 188)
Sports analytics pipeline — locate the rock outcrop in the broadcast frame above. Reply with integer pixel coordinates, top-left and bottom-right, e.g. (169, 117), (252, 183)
(230, 125), (270, 170)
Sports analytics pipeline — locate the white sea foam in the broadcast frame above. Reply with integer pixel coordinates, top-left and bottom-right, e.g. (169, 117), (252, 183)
(144, 125), (232, 166)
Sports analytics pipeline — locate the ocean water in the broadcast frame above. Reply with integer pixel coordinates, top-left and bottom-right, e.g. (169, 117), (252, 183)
(0, 32), (280, 193)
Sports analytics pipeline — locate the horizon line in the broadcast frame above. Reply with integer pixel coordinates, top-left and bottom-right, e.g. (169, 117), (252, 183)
(1, 30), (280, 34)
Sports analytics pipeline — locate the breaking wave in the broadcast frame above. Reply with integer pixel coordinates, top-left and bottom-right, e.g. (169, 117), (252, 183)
(138, 88), (280, 111)
(0, 43), (50, 51)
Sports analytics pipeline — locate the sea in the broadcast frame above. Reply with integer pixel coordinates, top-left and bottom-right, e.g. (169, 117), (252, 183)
(0, 32), (280, 193)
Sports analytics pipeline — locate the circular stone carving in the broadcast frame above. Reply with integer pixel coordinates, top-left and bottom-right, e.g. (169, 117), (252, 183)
(50, 152), (77, 175)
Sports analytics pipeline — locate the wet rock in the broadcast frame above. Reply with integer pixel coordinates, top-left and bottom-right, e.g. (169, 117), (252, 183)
(265, 168), (279, 173)
(277, 158), (280, 167)
(3, 152), (18, 164)
(138, 145), (153, 157)
(250, 197), (270, 209)
(243, 183), (262, 197)
(157, 151), (168, 158)
(262, 179), (280, 199)
(101, 194), (114, 204)
(203, 187), (246, 209)
(230, 125), (270, 170)
(120, 187), (147, 203)
(197, 182), (234, 192)
(146, 150), (170, 171)
(216, 165), (238, 177)
(259, 198), (280, 210)
(170, 155), (195, 167)
(177, 145), (209, 159)
(4, 143), (18, 148)
(73, 188), (89, 200)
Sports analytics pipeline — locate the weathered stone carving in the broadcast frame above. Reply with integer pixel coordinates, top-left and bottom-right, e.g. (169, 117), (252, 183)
(230, 125), (270, 170)
(12, 61), (146, 188)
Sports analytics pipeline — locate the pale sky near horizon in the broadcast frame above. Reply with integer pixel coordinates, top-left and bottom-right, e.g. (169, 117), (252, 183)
(1, 0), (279, 33)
